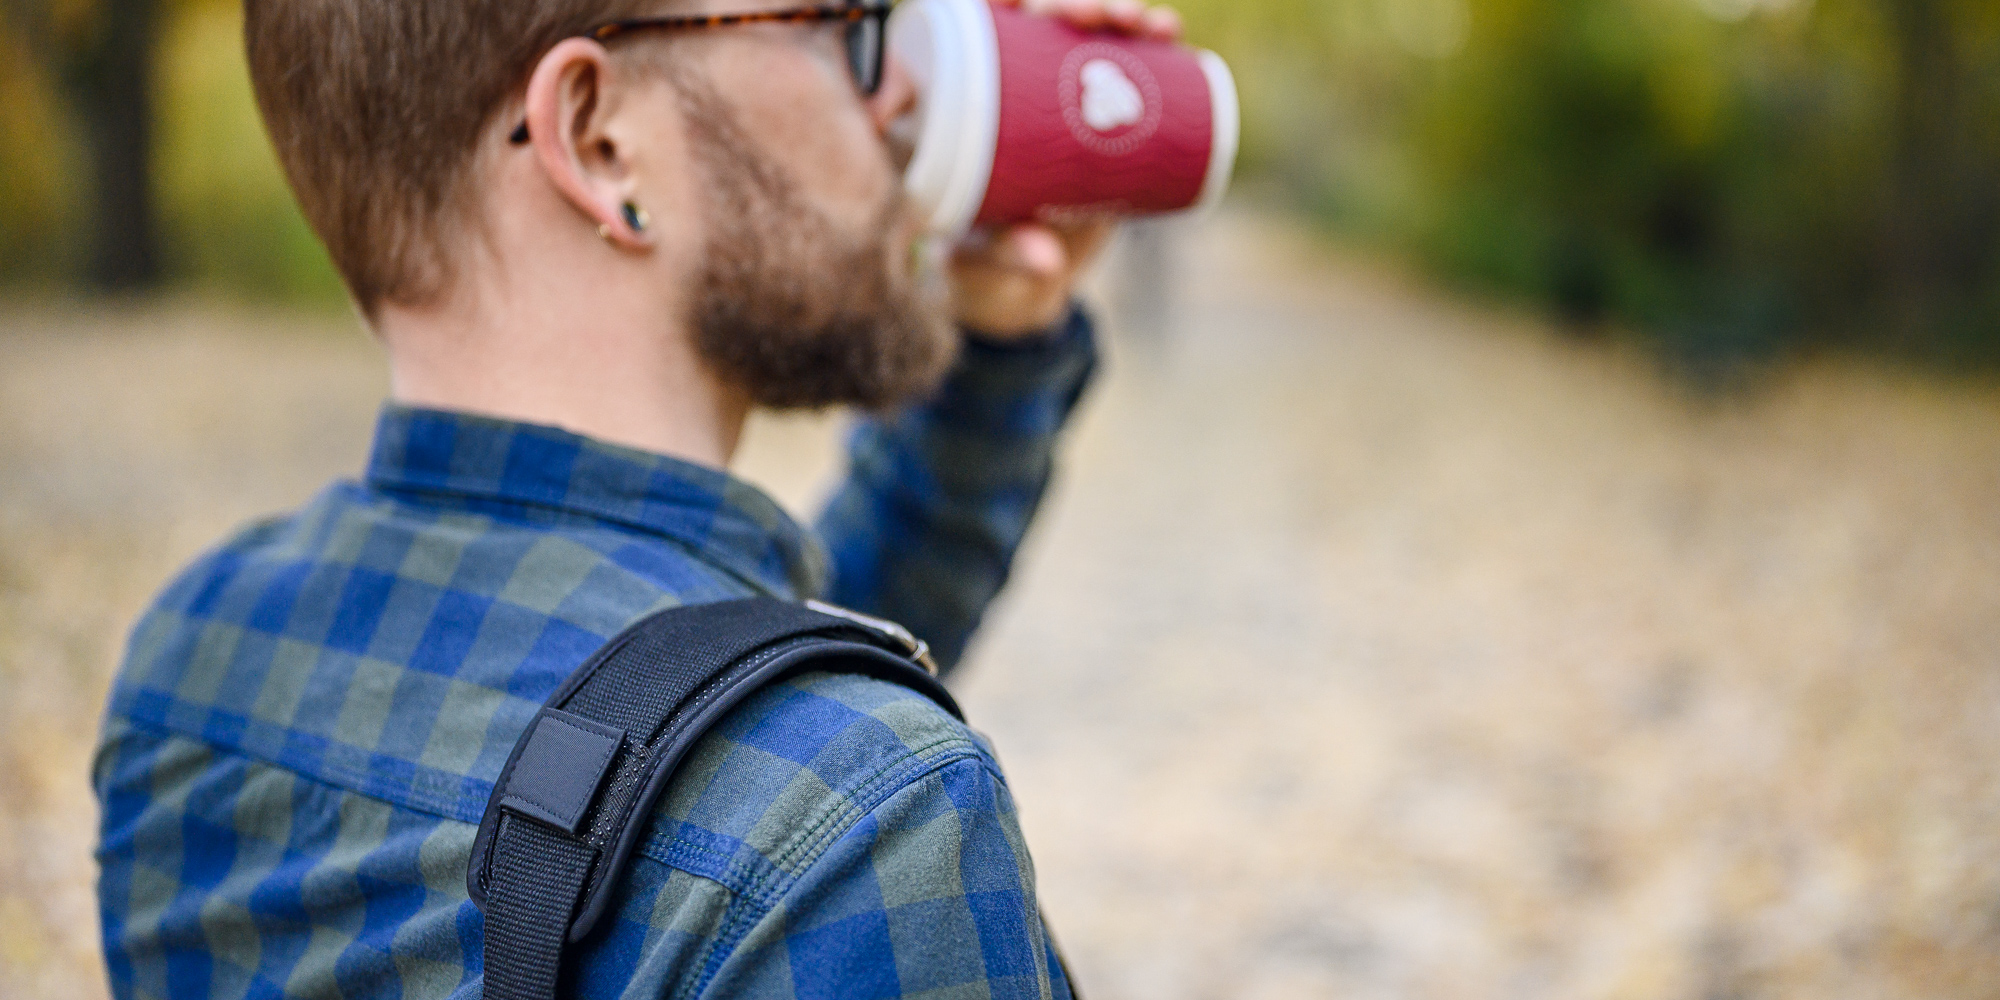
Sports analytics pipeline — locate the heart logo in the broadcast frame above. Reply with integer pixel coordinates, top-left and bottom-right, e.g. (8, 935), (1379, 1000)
(1060, 45), (1163, 155)
(1079, 59), (1146, 133)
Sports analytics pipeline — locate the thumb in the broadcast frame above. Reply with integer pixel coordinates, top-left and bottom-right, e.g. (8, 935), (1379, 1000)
(1001, 224), (1068, 277)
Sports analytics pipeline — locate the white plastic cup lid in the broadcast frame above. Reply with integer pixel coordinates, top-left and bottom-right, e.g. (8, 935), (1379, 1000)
(888, 0), (1002, 235)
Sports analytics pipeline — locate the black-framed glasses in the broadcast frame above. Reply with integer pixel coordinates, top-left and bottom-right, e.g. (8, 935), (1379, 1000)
(512, 2), (890, 145)
(593, 2), (890, 94)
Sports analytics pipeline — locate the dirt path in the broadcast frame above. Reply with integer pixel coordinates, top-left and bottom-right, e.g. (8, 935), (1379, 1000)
(4, 211), (1999, 999)
(948, 216), (2000, 999)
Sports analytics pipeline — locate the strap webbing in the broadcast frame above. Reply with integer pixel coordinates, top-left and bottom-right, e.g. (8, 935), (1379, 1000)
(483, 817), (596, 1000)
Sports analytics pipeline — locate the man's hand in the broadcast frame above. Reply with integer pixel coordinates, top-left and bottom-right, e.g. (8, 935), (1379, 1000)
(945, 0), (1185, 339)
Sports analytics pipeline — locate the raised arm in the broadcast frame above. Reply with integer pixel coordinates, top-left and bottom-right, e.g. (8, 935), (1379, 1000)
(822, 0), (1186, 670)
(816, 306), (1098, 672)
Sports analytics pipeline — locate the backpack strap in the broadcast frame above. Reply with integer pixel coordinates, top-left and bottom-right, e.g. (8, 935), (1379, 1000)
(467, 597), (962, 1000)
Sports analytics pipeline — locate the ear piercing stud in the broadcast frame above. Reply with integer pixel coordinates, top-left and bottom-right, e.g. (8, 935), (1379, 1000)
(598, 201), (651, 244)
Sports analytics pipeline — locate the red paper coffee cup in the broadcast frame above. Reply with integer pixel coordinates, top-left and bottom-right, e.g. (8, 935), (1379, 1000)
(889, 0), (1240, 234)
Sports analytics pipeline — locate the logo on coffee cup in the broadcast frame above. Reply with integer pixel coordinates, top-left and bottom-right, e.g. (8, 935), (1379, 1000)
(1059, 44), (1163, 156)
(1080, 60), (1145, 132)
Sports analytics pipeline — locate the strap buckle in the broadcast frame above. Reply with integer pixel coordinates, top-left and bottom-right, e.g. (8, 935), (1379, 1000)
(804, 600), (940, 676)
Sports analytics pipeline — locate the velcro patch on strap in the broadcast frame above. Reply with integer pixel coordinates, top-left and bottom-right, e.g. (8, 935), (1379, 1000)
(497, 710), (625, 835)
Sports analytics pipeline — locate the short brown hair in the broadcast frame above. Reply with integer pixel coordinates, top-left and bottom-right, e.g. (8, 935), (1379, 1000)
(245, 0), (653, 315)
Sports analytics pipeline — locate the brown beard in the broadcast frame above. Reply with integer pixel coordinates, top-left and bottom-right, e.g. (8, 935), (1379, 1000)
(671, 73), (958, 412)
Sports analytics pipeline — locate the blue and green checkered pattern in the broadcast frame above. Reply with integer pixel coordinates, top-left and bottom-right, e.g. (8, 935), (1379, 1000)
(93, 311), (1096, 1000)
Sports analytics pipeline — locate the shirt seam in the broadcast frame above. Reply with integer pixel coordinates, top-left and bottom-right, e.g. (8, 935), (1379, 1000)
(675, 739), (995, 1000)
(640, 731), (986, 893)
(110, 683), (491, 821)
(110, 705), (994, 869)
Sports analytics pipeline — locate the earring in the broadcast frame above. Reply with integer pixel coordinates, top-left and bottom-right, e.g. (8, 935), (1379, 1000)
(621, 201), (650, 233)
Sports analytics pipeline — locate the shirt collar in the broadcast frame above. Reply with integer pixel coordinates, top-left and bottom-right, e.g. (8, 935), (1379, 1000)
(363, 405), (827, 599)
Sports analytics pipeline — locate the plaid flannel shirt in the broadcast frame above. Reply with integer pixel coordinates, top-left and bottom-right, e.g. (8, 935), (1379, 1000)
(93, 310), (1097, 1000)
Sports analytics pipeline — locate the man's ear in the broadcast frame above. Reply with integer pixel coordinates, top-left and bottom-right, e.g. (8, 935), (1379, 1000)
(525, 37), (652, 249)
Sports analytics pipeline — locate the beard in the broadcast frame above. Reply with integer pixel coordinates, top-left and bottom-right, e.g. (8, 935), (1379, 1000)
(671, 73), (958, 412)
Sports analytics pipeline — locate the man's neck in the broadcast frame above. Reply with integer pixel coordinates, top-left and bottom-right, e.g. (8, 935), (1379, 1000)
(375, 264), (750, 471)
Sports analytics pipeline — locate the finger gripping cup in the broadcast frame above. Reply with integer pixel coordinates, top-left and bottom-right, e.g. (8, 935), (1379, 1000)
(890, 0), (1240, 234)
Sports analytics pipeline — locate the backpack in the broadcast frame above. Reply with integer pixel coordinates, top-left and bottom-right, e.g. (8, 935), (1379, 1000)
(467, 597), (963, 1000)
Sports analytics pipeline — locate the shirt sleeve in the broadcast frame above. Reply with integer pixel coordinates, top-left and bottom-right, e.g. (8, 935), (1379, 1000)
(695, 756), (1075, 1000)
(814, 306), (1099, 674)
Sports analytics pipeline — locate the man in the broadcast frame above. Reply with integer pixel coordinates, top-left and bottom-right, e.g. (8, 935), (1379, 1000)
(91, 0), (1183, 996)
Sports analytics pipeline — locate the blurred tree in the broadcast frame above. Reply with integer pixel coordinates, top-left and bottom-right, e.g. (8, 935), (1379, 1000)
(0, 18), (74, 283)
(1878, 0), (2000, 349)
(0, 0), (1989, 363)
(4, 0), (163, 291)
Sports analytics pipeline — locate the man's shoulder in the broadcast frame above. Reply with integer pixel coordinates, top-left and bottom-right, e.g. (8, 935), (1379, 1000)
(638, 669), (996, 881)
(579, 670), (1002, 1000)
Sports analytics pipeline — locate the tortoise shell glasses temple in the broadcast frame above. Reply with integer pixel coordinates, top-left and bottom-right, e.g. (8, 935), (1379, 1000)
(507, 3), (888, 146)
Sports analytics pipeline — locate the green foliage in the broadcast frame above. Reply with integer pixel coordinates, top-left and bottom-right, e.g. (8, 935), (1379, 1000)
(3, 0), (1996, 365)
(0, 0), (342, 303)
(153, 0), (342, 301)
(1179, 0), (2000, 367)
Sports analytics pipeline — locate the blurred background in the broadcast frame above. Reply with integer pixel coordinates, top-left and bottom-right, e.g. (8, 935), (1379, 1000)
(2, 0), (1998, 997)
(6, 0), (2000, 365)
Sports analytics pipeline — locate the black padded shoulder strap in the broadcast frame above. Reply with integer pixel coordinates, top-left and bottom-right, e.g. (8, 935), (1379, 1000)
(468, 597), (961, 1000)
